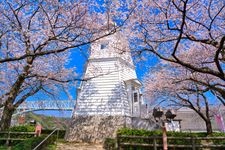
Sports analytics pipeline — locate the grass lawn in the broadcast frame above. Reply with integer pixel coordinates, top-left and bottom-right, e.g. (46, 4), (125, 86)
(46, 144), (57, 150)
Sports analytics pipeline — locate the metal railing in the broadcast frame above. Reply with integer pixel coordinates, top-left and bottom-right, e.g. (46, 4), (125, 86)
(33, 128), (59, 150)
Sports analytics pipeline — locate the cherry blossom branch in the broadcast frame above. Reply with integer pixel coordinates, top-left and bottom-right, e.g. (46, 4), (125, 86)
(214, 36), (225, 76)
(171, 0), (187, 59)
(0, 31), (114, 63)
(14, 84), (42, 108)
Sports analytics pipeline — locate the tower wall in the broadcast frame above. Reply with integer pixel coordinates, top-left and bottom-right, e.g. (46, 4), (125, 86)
(74, 58), (134, 116)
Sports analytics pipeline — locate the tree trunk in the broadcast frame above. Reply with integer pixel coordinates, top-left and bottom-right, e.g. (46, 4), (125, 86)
(205, 119), (213, 135)
(191, 107), (213, 135)
(0, 105), (15, 131)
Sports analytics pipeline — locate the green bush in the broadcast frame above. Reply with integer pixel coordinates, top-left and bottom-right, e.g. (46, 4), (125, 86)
(0, 125), (36, 146)
(117, 128), (161, 136)
(115, 128), (225, 150)
(210, 132), (225, 146)
(117, 128), (163, 146)
(12, 136), (45, 150)
(11, 125), (35, 145)
(12, 135), (56, 150)
(42, 129), (66, 139)
(0, 125), (35, 138)
(10, 125), (35, 132)
(104, 138), (116, 150)
(117, 128), (225, 138)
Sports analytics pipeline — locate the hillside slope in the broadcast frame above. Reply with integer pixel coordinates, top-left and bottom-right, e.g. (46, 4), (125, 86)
(13, 112), (70, 130)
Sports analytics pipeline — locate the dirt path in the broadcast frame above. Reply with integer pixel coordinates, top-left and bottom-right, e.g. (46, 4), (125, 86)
(56, 142), (104, 150)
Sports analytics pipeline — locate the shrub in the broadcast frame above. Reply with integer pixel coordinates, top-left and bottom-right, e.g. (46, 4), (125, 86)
(104, 138), (116, 150)
(114, 128), (225, 150)
(11, 125), (35, 145)
(210, 132), (225, 146)
(117, 128), (161, 136)
(42, 129), (66, 139)
(12, 135), (56, 150)
(12, 136), (45, 150)
(117, 128), (162, 146)
(0, 125), (36, 145)
(10, 125), (35, 132)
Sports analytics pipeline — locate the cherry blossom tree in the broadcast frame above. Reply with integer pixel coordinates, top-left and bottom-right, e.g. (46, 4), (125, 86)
(0, 0), (135, 130)
(136, 0), (225, 134)
(129, 0), (225, 103)
(144, 63), (217, 134)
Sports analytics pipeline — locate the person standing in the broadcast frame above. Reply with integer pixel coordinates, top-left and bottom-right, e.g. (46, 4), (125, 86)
(35, 122), (42, 137)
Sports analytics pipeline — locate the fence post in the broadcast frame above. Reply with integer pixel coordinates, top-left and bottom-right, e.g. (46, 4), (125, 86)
(56, 129), (59, 145)
(162, 124), (168, 150)
(116, 135), (120, 150)
(153, 136), (157, 150)
(6, 131), (10, 146)
(191, 137), (196, 150)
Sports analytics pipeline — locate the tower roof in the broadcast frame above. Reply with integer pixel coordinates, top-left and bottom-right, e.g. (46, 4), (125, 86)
(125, 79), (142, 87)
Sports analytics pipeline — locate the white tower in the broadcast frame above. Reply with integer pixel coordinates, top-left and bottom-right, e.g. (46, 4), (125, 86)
(65, 32), (142, 142)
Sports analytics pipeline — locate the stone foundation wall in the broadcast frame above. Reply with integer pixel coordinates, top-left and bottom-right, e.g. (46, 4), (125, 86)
(131, 117), (159, 130)
(65, 115), (131, 143)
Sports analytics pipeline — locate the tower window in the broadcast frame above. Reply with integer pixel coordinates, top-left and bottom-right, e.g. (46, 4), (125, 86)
(100, 42), (108, 49)
(133, 92), (138, 102)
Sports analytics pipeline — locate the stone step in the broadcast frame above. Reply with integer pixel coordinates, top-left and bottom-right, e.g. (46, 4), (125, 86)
(56, 142), (103, 150)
